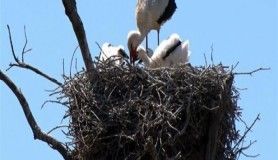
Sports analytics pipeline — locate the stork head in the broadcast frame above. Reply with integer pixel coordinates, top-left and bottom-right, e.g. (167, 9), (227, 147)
(127, 30), (143, 64)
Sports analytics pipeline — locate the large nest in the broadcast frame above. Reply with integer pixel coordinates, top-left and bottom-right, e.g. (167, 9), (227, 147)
(62, 62), (241, 160)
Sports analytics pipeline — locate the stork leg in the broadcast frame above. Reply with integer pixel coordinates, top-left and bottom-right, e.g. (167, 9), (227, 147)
(157, 29), (160, 45)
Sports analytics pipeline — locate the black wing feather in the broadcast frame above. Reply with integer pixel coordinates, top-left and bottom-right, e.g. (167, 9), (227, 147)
(157, 0), (177, 25)
(162, 40), (181, 60)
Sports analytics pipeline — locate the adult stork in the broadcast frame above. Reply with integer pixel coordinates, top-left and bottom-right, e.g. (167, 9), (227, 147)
(128, 0), (177, 64)
(136, 33), (190, 68)
(99, 43), (129, 65)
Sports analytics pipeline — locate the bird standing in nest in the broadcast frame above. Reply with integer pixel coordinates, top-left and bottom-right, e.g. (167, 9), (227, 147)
(128, 0), (177, 64)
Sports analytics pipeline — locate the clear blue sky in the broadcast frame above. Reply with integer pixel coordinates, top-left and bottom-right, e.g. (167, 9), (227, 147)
(0, 0), (277, 159)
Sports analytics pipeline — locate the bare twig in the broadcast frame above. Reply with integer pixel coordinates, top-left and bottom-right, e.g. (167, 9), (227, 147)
(234, 68), (270, 76)
(241, 151), (260, 158)
(236, 141), (260, 159)
(233, 114), (260, 151)
(231, 61), (239, 73)
(62, 0), (94, 78)
(95, 41), (106, 61)
(41, 100), (69, 109)
(7, 25), (18, 63)
(21, 26), (32, 62)
(6, 25), (62, 86)
(47, 125), (69, 135)
(62, 59), (65, 78)
(0, 70), (71, 160)
(75, 58), (78, 73)
(70, 45), (79, 78)
(210, 43), (214, 65)
(8, 63), (63, 86)
(203, 53), (208, 67)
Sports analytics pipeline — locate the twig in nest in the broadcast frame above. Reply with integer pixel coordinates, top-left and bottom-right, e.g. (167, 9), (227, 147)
(233, 114), (260, 151)
(236, 141), (260, 160)
(234, 67), (270, 76)
(95, 41), (106, 62)
(210, 43), (214, 65)
(203, 53), (208, 67)
(41, 100), (69, 109)
(47, 125), (69, 135)
(70, 45), (79, 78)
(230, 61), (240, 73)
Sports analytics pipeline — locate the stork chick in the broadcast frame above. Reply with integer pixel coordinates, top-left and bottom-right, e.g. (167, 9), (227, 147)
(136, 33), (190, 68)
(99, 43), (129, 65)
(128, 0), (177, 64)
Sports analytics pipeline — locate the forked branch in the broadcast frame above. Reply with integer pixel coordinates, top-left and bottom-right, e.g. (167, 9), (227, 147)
(6, 25), (62, 86)
(0, 70), (71, 160)
(234, 67), (270, 76)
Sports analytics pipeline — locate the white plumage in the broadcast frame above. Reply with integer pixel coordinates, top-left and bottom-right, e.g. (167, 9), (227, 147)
(136, 33), (190, 68)
(99, 43), (129, 65)
(128, 0), (177, 64)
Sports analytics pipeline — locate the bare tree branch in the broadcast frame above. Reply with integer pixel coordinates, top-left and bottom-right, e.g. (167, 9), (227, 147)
(21, 26), (31, 62)
(47, 125), (69, 135)
(234, 67), (270, 76)
(233, 114), (260, 151)
(0, 70), (72, 160)
(8, 63), (63, 86)
(6, 25), (63, 86)
(236, 140), (260, 159)
(62, 0), (94, 78)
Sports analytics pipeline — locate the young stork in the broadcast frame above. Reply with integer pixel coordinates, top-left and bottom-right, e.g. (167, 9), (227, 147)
(128, 0), (177, 64)
(99, 43), (129, 65)
(136, 33), (190, 68)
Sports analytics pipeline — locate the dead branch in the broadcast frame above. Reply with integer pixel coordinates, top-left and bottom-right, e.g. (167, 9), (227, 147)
(95, 41), (106, 61)
(70, 45), (79, 78)
(236, 141), (260, 160)
(41, 100), (69, 109)
(21, 26), (30, 62)
(233, 114), (260, 151)
(61, 0), (94, 78)
(0, 70), (71, 160)
(210, 43), (214, 65)
(47, 125), (69, 135)
(234, 67), (270, 76)
(6, 25), (62, 86)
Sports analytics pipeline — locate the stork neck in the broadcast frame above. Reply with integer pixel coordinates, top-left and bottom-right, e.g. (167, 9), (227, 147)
(138, 51), (152, 67)
(134, 30), (146, 49)
(137, 28), (149, 40)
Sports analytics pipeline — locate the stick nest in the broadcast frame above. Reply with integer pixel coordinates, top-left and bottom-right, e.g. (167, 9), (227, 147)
(62, 62), (241, 160)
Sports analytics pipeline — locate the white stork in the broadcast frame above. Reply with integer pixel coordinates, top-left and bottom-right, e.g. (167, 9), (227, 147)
(99, 43), (129, 65)
(137, 48), (153, 64)
(136, 33), (191, 68)
(128, 0), (177, 64)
